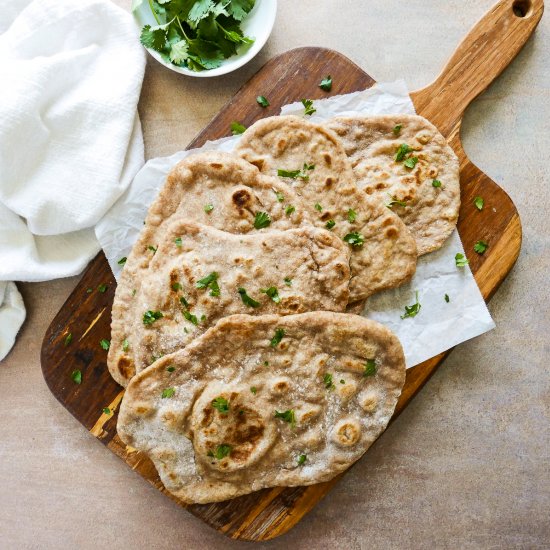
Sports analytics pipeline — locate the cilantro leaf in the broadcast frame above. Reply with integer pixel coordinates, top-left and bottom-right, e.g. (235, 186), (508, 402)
(301, 98), (316, 116)
(188, 0), (215, 24)
(395, 143), (413, 162)
(204, 203), (214, 213)
(314, 203), (323, 212)
(122, 339), (130, 352)
(364, 359), (376, 377)
(183, 309), (198, 325)
(226, 0), (255, 21)
(319, 75), (332, 91)
(161, 387), (176, 399)
(256, 95), (270, 107)
(401, 290), (421, 319)
(343, 232), (364, 247)
(283, 277), (292, 286)
(277, 163), (315, 182)
(474, 240), (489, 254)
(347, 208), (357, 223)
(474, 196), (484, 211)
(261, 286), (280, 303)
(209, 444), (232, 459)
(143, 310), (163, 325)
(100, 339), (110, 351)
(71, 369), (82, 384)
(270, 328), (285, 347)
(455, 253), (469, 267)
(444, 294), (450, 303)
(393, 124), (402, 135)
(97, 283), (108, 293)
(323, 373), (335, 390)
(167, 366), (175, 372)
(297, 454), (307, 465)
(212, 396), (229, 413)
(174, 237), (182, 247)
(231, 121), (246, 135)
(273, 189), (284, 202)
(172, 282), (182, 291)
(148, 245), (157, 253)
(386, 196), (408, 208)
(432, 179), (442, 188)
(118, 257), (127, 266)
(254, 211), (271, 229)
(140, 24), (167, 52)
(325, 219), (336, 230)
(250, 386), (257, 394)
(285, 205), (295, 216)
(102, 407), (111, 415)
(64, 333), (73, 346)
(274, 409), (296, 428)
(238, 287), (261, 308)
(169, 39), (189, 64)
(403, 156), (419, 169)
(196, 272), (220, 296)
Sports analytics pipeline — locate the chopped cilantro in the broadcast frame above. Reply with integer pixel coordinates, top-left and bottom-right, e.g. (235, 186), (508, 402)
(283, 277), (292, 286)
(97, 284), (108, 293)
(212, 397), (229, 413)
(301, 98), (316, 116)
(444, 294), (450, 303)
(343, 232), (364, 247)
(297, 454), (307, 465)
(143, 310), (163, 325)
(174, 237), (182, 247)
(404, 156), (419, 169)
(314, 203), (323, 212)
(204, 204), (214, 213)
(285, 204), (295, 216)
(183, 310), (198, 325)
(167, 366), (176, 372)
(256, 95), (270, 107)
(209, 444), (232, 460)
(171, 282), (182, 291)
(250, 386), (257, 394)
(319, 75), (332, 91)
(261, 286), (281, 303)
(274, 409), (296, 428)
(340, 379), (345, 384)
(401, 290), (421, 319)
(393, 124), (402, 135)
(347, 208), (357, 223)
(395, 143), (413, 162)
(432, 179), (442, 188)
(455, 253), (469, 267)
(386, 196), (408, 208)
(161, 387), (175, 399)
(64, 333), (73, 347)
(270, 328), (285, 347)
(238, 287), (261, 308)
(196, 272), (220, 296)
(364, 359), (377, 377)
(325, 219), (336, 230)
(102, 407), (110, 415)
(254, 211), (271, 229)
(474, 196), (485, 211)
(323, 373), (335, 390)
(179, 296), (189, 308)
(273, 190), (285, 202)
(231, 121), (246, 135)
(148, 245), (157, 254)
(100, 339), (110, 351)
(86, 288), (93, 294)
(277, 163), (315, 182)
(474, 240), (489, 254)
(117, 257), (127, 266)
(122, 339), (129, 352)
(71, 369), (82, 384)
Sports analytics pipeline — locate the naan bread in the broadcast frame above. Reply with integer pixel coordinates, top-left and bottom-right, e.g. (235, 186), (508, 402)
(327, 115), (460, 255)
(236, 115), (417, 302)
(117, 312), (406, 504)
(109, 222), (351, 386)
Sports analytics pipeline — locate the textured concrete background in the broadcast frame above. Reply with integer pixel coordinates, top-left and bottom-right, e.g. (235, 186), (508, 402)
(1, 1), (549, 548)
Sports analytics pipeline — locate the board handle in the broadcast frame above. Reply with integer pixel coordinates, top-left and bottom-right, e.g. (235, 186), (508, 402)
(411, 0), (544, 138)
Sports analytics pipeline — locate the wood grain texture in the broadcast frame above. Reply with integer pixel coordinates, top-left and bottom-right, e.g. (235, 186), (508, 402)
(40, 0), (542, 541)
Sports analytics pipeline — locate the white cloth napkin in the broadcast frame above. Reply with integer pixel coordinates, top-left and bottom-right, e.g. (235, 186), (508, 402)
(0, 282), (26, 362)
(0, 0), (146, 359)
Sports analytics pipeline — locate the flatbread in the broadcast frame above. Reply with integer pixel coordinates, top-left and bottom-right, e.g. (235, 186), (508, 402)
(117, 312), (406, 504)
(236, 115), (417, 301)
(109, 222), (351, 387)
(326, 115), (460, 255)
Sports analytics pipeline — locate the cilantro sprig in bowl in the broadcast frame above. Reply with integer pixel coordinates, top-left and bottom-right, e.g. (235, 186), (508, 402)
(132, 0), (277, 77)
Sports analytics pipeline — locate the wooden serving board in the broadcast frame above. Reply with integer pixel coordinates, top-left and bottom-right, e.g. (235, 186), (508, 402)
(41, 0), (543, 541)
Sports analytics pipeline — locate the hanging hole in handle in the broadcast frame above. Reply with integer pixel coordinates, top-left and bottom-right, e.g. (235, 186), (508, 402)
(512, 0), (532, 17)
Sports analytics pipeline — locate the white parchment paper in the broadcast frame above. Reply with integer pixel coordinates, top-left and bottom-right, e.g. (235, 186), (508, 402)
(95, 80), (495, 368)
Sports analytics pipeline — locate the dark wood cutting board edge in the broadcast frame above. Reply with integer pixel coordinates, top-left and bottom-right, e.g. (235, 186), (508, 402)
(40, 0), (543, 541)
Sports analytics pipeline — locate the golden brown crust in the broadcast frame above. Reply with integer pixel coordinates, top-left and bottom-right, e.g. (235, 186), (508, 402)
(117, 312), (406, 504)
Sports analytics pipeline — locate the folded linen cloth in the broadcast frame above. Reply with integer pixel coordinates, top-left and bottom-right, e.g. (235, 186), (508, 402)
(0, 0), (146, 359)
(0, 282), (26, 361)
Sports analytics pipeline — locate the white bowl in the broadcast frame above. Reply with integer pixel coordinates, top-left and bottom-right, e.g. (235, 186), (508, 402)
(133, 0), (277, 77)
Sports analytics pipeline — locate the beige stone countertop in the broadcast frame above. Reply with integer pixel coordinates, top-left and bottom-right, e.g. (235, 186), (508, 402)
(1, 1), (549, 548)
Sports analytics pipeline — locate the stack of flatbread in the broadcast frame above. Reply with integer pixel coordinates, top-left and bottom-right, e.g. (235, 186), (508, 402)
(110, 113), (460, 503)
